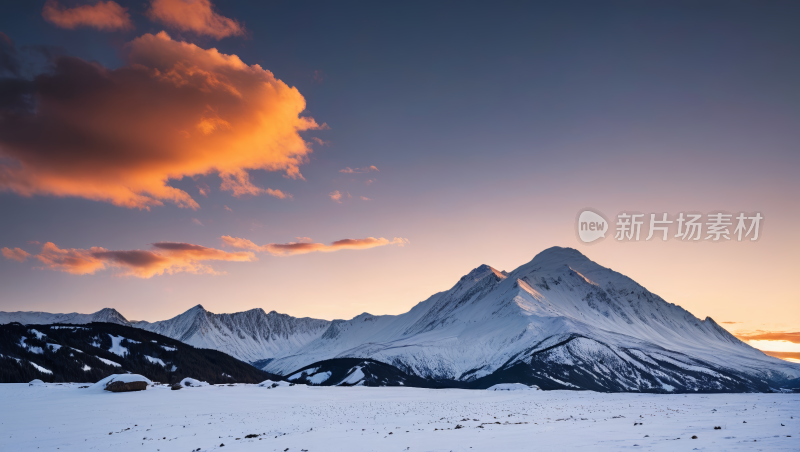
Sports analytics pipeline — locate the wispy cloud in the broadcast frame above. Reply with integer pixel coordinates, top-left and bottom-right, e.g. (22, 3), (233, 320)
(42, 0), (134, 31)
(219, 171), (292, 199)
(4, 241), (255, 278)
(329, 190), (342, 203)
(339, 165), (379, 174)
(360, 196), (372, 201)
(192, 218), (204, 226)
(735, 330), (800, 362)
(221, 235), (409, 257)
(196, 182), (210, 197)
(734, 331), (800, 344)
(146, 0), (246, 40)
(1, 247), (30, 262)
(224, 205), (233, 212)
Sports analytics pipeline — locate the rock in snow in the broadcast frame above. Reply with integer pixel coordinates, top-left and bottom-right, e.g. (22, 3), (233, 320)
(179, 377), (209, 388)
(487, 383), (539, 391)
(258, 380), (302, 388)
(105, 380), (147, 392)
(88, 374), (152, 393)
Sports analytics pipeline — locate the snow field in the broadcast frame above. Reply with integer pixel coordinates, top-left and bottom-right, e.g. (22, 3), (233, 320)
(0, 384), (798, 451)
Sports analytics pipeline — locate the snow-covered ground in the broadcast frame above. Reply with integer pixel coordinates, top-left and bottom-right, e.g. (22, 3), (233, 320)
(0, 384), (797, 451)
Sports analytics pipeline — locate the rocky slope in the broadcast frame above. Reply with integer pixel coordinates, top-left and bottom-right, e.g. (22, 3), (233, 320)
(0, 322), (277, 384)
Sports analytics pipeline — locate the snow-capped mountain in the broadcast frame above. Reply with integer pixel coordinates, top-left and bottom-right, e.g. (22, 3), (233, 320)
(261, 247), (799, 392)
(132, 305), (331, 364)
(3, 246), (798, 392)
(0, 308), (130, 326)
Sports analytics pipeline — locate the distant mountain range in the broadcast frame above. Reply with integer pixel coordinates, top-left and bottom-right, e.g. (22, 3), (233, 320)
(132, 306), (330, 365)
(0, 305), (331, 366)
(0, 307), (130, 327)
(2, 246), (798, 392)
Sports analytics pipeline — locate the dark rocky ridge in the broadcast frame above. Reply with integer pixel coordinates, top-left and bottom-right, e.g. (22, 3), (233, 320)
(0, 322), (280, 384)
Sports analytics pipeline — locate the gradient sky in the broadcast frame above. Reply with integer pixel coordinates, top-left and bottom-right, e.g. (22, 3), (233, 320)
(1, 1), (798, 359)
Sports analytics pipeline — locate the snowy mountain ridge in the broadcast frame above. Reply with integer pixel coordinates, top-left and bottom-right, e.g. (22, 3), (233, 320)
(0, 308), (130, 327)
(132, 305), (331, 364)
(0, 305), (330, 366)
(2, 246), (798, 392)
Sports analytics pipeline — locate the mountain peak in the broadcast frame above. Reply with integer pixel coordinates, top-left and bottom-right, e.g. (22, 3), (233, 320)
(534, 246), (589, 261)
(512, 246), (595, 277)
(172, 304), (209, 320)
(462, 264), (505, 281)
(91, 308), (130, 325)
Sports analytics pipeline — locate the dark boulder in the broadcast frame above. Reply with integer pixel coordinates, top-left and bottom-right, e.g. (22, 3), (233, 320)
(105, 381), (147, 392)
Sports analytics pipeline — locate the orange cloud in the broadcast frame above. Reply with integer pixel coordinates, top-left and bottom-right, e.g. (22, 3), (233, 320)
(16, 241), (254, 278)
(147, 0), (246, 40)
(219, 171), (291, 199)
(221, 235), (409, 257)
(0, 31), (320, 210)
(360, 196), (372, 201)
(339, 165), (379, 174)
(734, 331), (800, 344)
(42, 0), (134, 31)
(1, 247), (30, 262)
(329, 190), (343, 203)
(196, 182), (210, 197)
